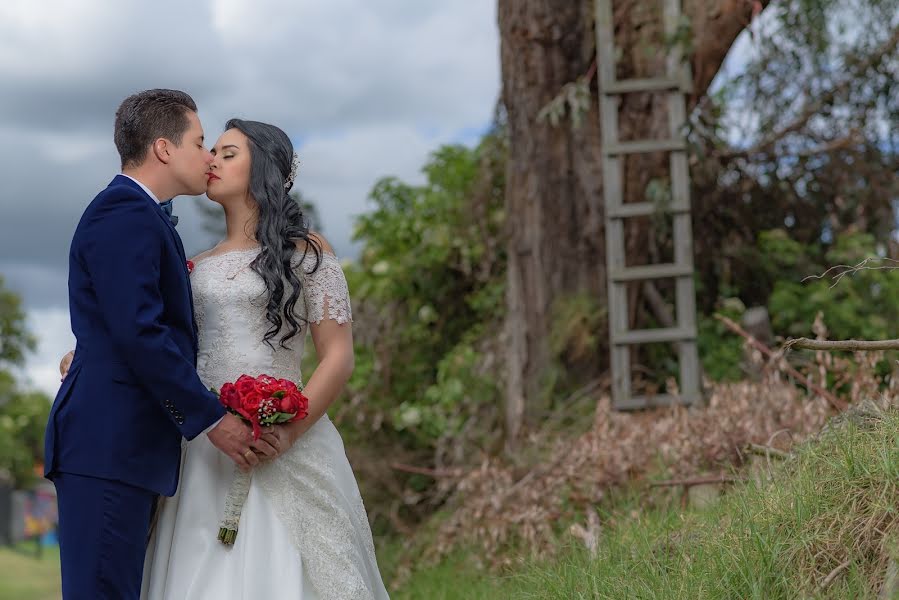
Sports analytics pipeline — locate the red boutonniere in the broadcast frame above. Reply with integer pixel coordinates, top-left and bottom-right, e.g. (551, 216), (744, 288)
(186, 260), (195, 274)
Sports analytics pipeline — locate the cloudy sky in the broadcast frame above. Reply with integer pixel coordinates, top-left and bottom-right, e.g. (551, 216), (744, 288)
(0, 0), (500, 395)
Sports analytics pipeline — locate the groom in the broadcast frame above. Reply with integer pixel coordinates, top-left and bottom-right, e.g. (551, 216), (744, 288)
(44, 89), (278, 599)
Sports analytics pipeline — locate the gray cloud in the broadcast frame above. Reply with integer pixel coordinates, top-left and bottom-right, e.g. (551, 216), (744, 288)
(0, 0), (499, 394)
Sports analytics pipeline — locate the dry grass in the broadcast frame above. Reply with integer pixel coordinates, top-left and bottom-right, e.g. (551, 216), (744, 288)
(424, 381), (832, 568)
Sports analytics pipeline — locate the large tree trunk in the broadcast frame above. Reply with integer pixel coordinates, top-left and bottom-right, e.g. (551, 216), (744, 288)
(499, 0), (770, 443)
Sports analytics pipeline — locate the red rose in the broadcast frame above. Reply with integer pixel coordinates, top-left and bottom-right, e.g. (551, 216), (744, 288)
(255, 375), (279, 396)
(219, 383), (240, 410)
(234, 375), (257, 397)
(186, 260), (195, 274)
(287, 391), (309, 420)
(277, 379), (298, 394)
(242, 390), (263, 414)
(278, 395), (295, 414)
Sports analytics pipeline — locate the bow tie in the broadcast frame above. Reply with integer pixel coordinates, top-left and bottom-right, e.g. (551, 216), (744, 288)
(159, 200), (179, 227)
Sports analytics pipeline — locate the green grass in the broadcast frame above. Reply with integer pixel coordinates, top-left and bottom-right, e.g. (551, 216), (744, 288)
(391, 410), (899, 599)
(0, 543), (60, 600)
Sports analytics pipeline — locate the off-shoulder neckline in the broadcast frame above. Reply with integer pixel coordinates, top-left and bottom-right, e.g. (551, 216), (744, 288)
(193, 246), (338, 268)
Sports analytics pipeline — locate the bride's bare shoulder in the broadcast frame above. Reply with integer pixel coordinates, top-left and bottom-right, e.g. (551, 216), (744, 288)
(296, 232), (335, 256)
(190, 248), (217, 263)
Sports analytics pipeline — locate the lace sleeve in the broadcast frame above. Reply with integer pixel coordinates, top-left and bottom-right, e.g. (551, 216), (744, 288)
(302, 253), (353, 325)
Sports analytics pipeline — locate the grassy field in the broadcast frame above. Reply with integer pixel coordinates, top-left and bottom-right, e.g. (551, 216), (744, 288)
(390, 409), (899, 599)
(0, 542), (60, 600)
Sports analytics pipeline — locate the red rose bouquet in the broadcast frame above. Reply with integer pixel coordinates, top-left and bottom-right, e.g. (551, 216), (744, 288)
(211, 374), (309, 544)
(217, 374), (309, 440)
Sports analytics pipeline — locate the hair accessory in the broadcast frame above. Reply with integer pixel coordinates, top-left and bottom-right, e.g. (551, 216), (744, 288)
(284, 152), (301, 190)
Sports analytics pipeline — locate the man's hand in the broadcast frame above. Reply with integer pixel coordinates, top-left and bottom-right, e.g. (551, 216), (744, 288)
(207, 413), (276, 471)
(59, 350), (75, 381)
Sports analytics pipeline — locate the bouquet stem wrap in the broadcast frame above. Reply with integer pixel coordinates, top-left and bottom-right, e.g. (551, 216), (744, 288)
(218, 468), (252, 545)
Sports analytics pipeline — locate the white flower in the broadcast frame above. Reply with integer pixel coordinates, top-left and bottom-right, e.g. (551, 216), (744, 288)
(371, 260), (390, 275)
(399, 405), (422, 428)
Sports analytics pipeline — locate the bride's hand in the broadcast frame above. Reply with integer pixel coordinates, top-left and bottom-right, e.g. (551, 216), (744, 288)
(59, 350), (75, 380)
(253, 425), (294, 461)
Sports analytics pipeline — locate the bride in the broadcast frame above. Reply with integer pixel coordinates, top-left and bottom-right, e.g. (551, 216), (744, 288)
(135, 118), (389, 599)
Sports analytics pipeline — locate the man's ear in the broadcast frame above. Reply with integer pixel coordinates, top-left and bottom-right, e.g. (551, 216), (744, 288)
(152, 139), (172, 164)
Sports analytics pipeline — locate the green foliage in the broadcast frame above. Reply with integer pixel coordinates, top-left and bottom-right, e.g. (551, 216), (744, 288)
(694, 228), (899, 384)
(395, 333), (499, 443)
(343, 130), (506, 454)
(0, 387), (51, 488)
(537, 77), (592, 129)
(766, 230), (899, 340)
(0, 276), (35, 366)
(698, 298), (747, 382)
(0, 276), (51, 487)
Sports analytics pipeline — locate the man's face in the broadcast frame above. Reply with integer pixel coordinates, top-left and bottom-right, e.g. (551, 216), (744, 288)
(166, 111), (213, 197)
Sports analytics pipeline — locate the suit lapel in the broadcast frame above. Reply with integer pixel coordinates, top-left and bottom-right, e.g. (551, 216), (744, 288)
(110, 176), (200, 353)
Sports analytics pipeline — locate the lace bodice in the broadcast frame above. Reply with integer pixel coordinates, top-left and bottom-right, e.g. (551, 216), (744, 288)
(190, 247), (352, 390)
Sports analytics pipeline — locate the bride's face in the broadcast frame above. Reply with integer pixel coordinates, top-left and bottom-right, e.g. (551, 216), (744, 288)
(206, 128), (251, 204)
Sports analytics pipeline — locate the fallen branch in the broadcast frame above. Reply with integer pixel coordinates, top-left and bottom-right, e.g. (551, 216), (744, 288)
(820, 559), (851, 590)
(650, 475), (744, 488)
(786, 338), (899, 352)
(714, 314), (847, 411)
(746, 443), (791, 460)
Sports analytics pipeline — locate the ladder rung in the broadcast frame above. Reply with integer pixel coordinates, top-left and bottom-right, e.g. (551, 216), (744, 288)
(604, 139), (686, 155)
(602, 77), (685, 94)
(613, 327), (695, 345)
(610, 263), (693, 282)
(614, 393), (696, 410)
(606, 202), (690, 218)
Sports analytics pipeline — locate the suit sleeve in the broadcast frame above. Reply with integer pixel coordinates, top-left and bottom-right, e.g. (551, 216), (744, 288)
(79, 192), (225, 439)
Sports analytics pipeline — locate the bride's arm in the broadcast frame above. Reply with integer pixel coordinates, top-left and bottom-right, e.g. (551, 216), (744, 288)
(285, 315), (354, 443)
(282, 234), (354, 444)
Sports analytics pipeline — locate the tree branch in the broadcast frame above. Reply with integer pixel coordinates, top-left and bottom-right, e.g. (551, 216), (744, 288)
(801, 257), (899, 289)
(718, 26), (899, 160)
(786, 338), (899, 352)
(714, 314), (847, 411)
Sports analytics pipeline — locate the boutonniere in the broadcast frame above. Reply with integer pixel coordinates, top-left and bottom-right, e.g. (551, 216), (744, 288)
(187, 260), (195, 274)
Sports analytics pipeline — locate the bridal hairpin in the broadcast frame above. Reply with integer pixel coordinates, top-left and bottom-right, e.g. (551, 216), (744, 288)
(284, 152), (301, 190)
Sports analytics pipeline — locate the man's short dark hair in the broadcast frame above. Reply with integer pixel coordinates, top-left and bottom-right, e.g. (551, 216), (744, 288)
(114, 89), (198, 168)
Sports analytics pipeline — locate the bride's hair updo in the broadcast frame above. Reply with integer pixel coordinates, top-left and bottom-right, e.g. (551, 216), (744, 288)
(224, 118), (322, 348)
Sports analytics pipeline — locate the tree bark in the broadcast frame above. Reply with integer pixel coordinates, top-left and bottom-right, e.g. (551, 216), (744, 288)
(499, 0), (772, 443)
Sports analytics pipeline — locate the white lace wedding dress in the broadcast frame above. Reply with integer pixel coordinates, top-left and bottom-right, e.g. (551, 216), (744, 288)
(141, 248), (389, 600)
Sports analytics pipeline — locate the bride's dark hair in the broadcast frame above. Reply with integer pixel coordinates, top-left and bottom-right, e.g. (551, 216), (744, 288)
(225, 118), (322, 348)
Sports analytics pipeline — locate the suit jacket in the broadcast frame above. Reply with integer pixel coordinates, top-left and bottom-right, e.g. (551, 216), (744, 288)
(44, 175), (225, 496)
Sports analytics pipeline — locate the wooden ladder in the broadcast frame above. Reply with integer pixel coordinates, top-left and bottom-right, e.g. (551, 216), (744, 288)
(595, 0), (702, 409)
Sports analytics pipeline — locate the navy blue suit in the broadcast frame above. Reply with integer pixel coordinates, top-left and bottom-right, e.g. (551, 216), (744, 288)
(45, 175), (225, 599)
